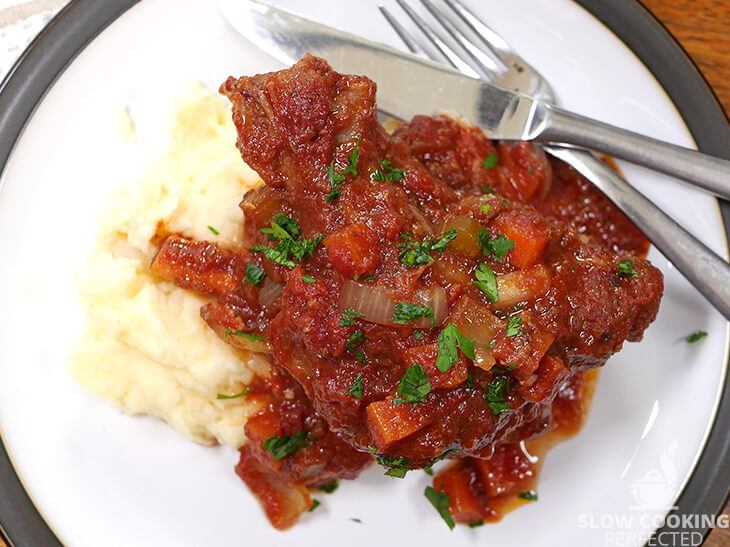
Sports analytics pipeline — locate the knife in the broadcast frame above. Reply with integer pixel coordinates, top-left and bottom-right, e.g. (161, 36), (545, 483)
(219, 0), (730, 200)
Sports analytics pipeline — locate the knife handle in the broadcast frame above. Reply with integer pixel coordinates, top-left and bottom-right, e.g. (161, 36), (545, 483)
(545, 145), (730, 321)
(540, 105), (730, 201)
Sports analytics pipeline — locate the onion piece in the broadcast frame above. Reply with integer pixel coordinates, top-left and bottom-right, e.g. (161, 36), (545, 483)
(495, 264), (551, 310)
(450, 296), (501, 370)
(340, 279), (448, 328)
(227, 334), (271, 354)
(259, 277), (284, 307)
(440, 216), (481, 257)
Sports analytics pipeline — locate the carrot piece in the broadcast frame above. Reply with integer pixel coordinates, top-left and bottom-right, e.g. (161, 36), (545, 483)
(472, 446), (535, 498)
(492, 210), (550, 270)
(520, 354), (570, 403)
(323, 222), (380, 279)
(366, 399), (432, 450)
(401, 343), (468, 389)
(433, 466), (484, 524)
(244, 408), (284, 470)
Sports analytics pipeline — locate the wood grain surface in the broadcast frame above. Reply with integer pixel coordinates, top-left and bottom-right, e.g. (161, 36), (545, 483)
(0, 2), (728, 547)
(637, 3), (730, 545)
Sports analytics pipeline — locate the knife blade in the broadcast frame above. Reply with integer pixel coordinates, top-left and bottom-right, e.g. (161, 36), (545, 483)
(218, 0), (546, 141)
(219, 0), (730, 197)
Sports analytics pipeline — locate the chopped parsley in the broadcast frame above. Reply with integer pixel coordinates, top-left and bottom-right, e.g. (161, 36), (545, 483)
(482, 152), (498, 169)
(528, 168), (535, 175)
(397, 230), (457, 266)
(473, 263), (499, 303)
(617, 259), (638, 278)
(318, 480), (339, 494)
(302, 274), (315, 284)
(485, 376), (511, 415)
(506, 315), (523, 337)
(350, 518), (362, 523)
(361, 275), (377, 282)
(393, 302), (435, 328)
(346, 330), (365, 350)
(435, 323), (476, 373)
(372, 159), (406, 183)
(478, 228), (515, 262)
(423, 449), (456, 475)
(340, 308), (366, 327)
(482, 185), (495, 194)
(216, 388), (251, 400)
(349, 373), (364, 399)
(376, 455), (412, 478)
(469, 520), (485, 528)
(263, 431), (309, 461)
(207, 225), (220, 235)
(356, 350), (366, 364)
(326, 138), (360, 202)
(308, 499), (321, 512)
(250, 213), (323, 268)
(413, 331), (424, 340)
(244, 262), (266, 286)
(518, 491), (538, 501)
(480, 204), (491, 215)
(686, 330), (708, 343)
(393, 363), (431, 405)
(424, 486), (455, 530)
(232, 331), (266, 342)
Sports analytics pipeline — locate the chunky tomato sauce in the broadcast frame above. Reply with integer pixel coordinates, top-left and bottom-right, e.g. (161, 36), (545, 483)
(150, 55), (662, 529)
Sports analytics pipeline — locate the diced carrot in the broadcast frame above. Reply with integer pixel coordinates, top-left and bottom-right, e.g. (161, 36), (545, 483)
(323, 222), (380, 279)
(366, 399), (432, 450)
(471, 446), (535, 498)
(492, 312), (554, 383)
(520, 354), (570, 403)
(492, 210), (550, 270)
(401, 343), (468, 389)
(434, 466), (484, 524)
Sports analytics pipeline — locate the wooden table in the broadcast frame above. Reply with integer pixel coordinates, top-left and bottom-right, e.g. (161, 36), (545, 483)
(0, 1), (728, 547)
(638, 4), (730, 546)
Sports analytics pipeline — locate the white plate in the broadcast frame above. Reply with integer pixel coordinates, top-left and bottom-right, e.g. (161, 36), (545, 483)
(0, 1), (727, 546)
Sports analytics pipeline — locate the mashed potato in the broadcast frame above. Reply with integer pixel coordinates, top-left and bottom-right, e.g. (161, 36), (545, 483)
(71, 85), (269, 448)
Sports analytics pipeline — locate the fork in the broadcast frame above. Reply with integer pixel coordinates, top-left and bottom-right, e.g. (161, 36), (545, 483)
(380, 0), (730, 321)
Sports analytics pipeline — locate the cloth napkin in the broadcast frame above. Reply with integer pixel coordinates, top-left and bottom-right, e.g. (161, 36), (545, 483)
(0, 0), (66, 81)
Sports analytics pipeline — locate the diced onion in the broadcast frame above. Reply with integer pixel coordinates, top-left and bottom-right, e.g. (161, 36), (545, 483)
(440, 216), (481, 257)
(495, 264), (551, 309)
(259, 278), (284, 307)
(228, 335), (271, 354)
(450, 296), (501, 369)
(340, 279), (447, 328)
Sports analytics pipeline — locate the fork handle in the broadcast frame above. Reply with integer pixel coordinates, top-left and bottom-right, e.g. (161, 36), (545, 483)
(545, 145), (730, 321)
(540, 105), (730, 201)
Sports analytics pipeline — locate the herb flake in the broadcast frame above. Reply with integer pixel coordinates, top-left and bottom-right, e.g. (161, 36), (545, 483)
(244, 262), (266, 286)
(617, 259), (638, 278)
(435, 323), (476, 373)
(216, 388), (251, 400)
(263, 431), (309, 461)
(686, 330), (708, 343)
(485, 376), (511, 416)
(424, 486), (455, 530)
(482, 152), (498, 169)
(473, 263), (499, 303)
(349, 373), (364, 400)
(393, 302), (435, 328)
(393, 363), (431, 405)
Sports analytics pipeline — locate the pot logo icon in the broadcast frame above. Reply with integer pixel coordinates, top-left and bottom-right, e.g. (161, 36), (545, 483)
(629, 441), (679, 511)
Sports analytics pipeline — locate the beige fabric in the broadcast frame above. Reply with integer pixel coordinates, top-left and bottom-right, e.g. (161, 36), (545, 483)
(0, 0), (65, 27)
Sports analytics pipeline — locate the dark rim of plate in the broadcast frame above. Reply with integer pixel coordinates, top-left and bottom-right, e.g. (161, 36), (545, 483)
(0, 0), (728, 545)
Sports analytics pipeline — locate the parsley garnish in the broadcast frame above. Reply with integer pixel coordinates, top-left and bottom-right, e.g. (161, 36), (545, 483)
(528, 168), (535, 175)
(506, 315), (523, 337)
(308, 499), (321, 512)
(318, 480), (339, 493)
(361, 275), (377, 282)
(232, 331), (266, 342)
(485, 376), (511, 415)
(326, 139), (360, 202)
(473, 263), (499, 303)
(244, 262), (266, 286)
(393, 302), (435, 328)
(340, 308), (365, 327)
(482, 152), (498, 169)
(686, 330), (708, 343)
(376, 455), (412, 478)
(482, 185), (495, 194)
(480, 204), (491, 215)
(302, 274), (315, 284)
(356, 350), (366, 364)
(469, 520), (485, 528)
(393, 363), (431, 405)
(424, 486), (455, 530)
(423, 449), (456, 475)
(478, 229), (515, 262)
(251, 214), (323, 268)
(372, 159), (406, 183)
(349, 373), (364, 399)
(207, 225), (220, 235)
(397, 230), (457, 266)
(617, 259), (638, 278)
(216, 388), (251, 400)
(435, 323), (475, 373)
(263, 431), (309, 461)
(413, 331), (424, 340)
(346, 330), (364, 350)
(350, 518), (362, 523)
(518, 491), (538, 501)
